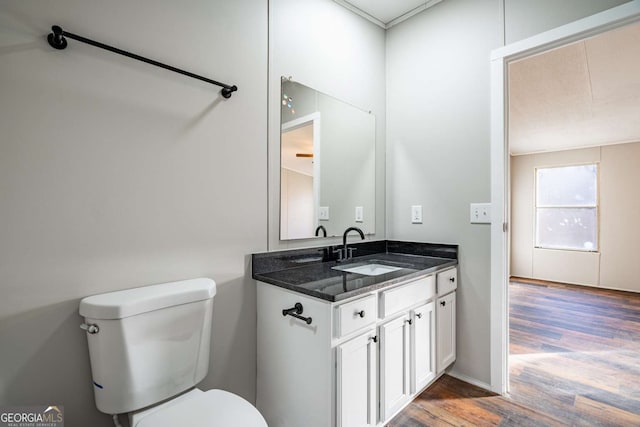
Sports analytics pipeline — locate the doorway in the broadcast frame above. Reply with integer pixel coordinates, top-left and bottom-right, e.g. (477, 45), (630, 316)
(280, 113), (321, 240)
(490, 1), (640, 395)
(504, 20), (640, 420)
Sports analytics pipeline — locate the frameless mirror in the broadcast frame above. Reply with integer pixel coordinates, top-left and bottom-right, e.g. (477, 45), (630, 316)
(280, 78), (375, 240)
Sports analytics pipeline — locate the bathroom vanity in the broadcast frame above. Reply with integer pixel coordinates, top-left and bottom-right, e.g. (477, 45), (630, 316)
(252, 241), (458, 427)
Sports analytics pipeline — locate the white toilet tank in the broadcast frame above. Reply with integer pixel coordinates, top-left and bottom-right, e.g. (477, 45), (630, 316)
(79, 278), (216, 415)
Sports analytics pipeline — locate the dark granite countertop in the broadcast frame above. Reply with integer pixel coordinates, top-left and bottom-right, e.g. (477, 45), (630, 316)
(252, 241), (458, 302)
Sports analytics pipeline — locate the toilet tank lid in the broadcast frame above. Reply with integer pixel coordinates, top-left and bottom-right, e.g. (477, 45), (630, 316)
(79, 278), (216, 320)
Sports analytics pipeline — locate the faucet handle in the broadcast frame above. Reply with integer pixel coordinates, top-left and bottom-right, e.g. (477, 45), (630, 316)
(333, 248), (345, 261)
(347, 247), (356, 259)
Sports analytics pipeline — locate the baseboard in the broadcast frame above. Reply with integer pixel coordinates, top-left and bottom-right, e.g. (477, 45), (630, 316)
(446, 370), (494, 393)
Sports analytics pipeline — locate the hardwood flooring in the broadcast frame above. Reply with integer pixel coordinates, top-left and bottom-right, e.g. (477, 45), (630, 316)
(387, 279), (640, 426)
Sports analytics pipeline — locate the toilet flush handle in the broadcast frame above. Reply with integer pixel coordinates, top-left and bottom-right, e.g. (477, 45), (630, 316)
(80, 323), (99, 334)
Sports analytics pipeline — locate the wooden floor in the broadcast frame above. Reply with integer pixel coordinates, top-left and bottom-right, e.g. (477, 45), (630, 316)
(387, 279), (640, 426)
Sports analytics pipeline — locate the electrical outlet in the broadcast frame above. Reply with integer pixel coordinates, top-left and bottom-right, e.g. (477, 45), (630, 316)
(318, 206), (329, 221)
(470, 203), (491, 224)
(411, 205), (423, 224)
(355, 206), (364, 223)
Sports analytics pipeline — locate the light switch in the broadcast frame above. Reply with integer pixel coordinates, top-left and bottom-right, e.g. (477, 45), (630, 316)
(411, 205), (422, 224)
(319, 206), (329, 221)
(355, 206), (364, 223)
(470, 203), (491, 224)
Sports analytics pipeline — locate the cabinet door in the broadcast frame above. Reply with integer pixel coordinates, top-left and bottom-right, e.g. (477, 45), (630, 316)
(336, 329), (377, 427)
(379, 313), (411, 421)
(436, 292), (456, 373)
(411, 301), (436, 393)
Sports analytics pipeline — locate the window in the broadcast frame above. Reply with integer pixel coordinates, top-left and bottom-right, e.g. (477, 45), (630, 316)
(535, 164), (598, 251)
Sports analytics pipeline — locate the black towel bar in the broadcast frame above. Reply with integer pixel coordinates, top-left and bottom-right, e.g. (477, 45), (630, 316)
(47, 25), (237, 98)
(282, 303), (312, 325)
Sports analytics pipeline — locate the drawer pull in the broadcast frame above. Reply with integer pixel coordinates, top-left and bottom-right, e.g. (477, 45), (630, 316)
(405, 319), (412, 325)
(369, 335), (378, 343)
(356, 310), (365, 318)
(282, 303), (313, 325)
(440, 301), (446, 307)
(449, 277), (455, 282)
(415, 313), (423, 319)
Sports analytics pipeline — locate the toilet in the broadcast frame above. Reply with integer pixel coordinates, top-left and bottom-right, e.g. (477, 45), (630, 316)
(79, 278), (267, 427)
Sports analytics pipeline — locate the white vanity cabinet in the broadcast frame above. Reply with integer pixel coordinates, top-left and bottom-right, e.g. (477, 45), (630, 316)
(256, 266), (457, 427)
(411, 301), (436, 393)
(379, 312), (411, 420)
(336, 328), (377, 427)
(435, 267), (457, 373)
(377, 275), (435, 421)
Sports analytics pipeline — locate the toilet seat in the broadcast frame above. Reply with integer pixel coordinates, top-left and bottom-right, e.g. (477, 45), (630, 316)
(132, 389), (267, 427)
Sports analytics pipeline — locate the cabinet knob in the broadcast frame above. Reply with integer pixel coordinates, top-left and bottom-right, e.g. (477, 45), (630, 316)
(356, 310), (365, 318)
(369, 335), (378, 343)
(405, 319), (412, 325)
(440, 301), (446, 307)
(449, 277), (455, 282)
(416, 313), (423, 319)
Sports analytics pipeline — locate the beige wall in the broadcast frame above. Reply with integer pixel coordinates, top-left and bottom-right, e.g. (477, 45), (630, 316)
(511, 142), (640, 292)
(599, 142), (640, 291)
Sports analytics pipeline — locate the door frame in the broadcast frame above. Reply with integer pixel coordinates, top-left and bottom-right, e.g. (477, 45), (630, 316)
(489, 1), (640, 394)
(280, 112), (321, 240)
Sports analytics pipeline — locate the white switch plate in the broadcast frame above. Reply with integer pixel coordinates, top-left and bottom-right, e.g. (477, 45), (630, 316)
(355, 206), (364, 223)
(318, 206), (329, 221)
(411, 205), (422, 224)
(470, 203), (491, 224)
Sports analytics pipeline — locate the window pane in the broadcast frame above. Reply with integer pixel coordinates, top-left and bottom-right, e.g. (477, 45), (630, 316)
(536, 165), (597, 206)
(536, 208), (597, 250)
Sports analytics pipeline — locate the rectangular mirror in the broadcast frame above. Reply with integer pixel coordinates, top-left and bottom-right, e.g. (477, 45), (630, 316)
(280, 78), (375, 240)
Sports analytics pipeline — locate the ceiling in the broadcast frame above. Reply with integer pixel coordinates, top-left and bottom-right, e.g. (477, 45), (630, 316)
(335, 0), (443, 28)
(509, 21), (640, 155)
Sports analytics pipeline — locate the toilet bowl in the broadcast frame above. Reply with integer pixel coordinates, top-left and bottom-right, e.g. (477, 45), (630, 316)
(79, 278), (267, 426)
(130, 388), (267, 427)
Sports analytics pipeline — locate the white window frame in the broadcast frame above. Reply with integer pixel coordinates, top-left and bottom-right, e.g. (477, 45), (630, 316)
(534, 164), (599, 252)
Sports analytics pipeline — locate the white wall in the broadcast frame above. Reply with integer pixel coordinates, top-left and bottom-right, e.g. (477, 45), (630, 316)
(387, 0), (500, 387)
(386, 0), (630, 387)
(280, 168), (314, 239)
(511, 143), (640, 293)
(0, 1), (266, 425)
(269, 0), (386, 250)
(317, 94), (376, 237)
(504, 0), (633, 43)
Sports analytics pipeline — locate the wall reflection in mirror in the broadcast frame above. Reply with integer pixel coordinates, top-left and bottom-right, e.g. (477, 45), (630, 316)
(280, 78), (375, 240)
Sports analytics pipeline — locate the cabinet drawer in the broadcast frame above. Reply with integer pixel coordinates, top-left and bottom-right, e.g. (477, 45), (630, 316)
(436, 268), (457, 296)
(379, 276), (435, 319)
(334, 294), (377, 338)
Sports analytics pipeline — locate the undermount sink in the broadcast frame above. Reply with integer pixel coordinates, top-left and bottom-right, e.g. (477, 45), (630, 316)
(332, 263), (403, 276)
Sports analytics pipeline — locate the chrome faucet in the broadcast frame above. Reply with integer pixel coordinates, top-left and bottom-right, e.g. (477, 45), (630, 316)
(334, 227), (365, 262)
